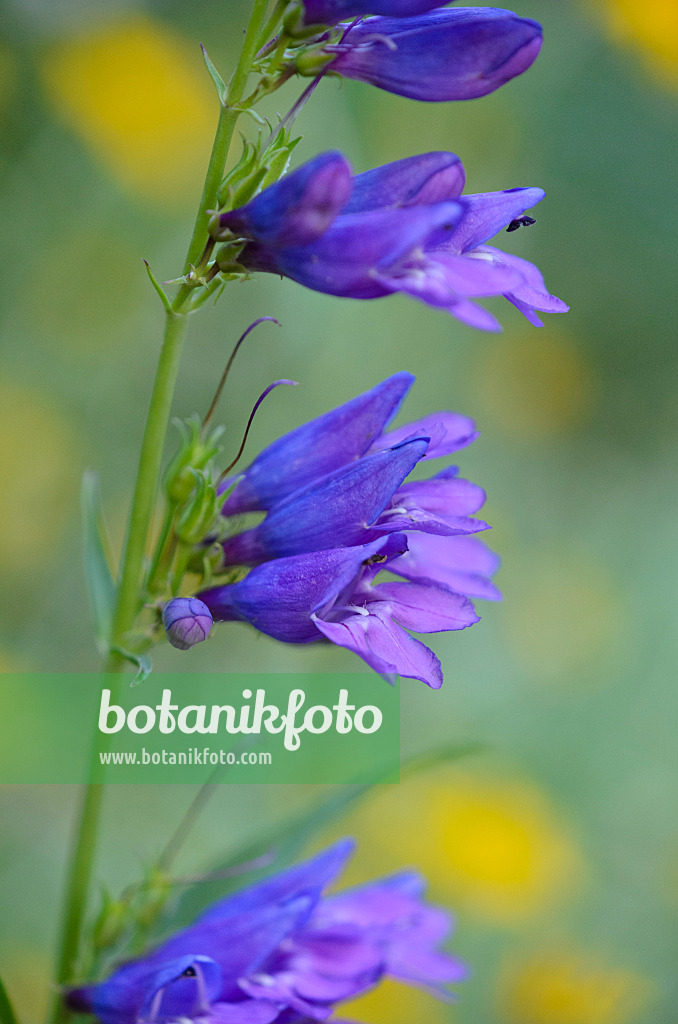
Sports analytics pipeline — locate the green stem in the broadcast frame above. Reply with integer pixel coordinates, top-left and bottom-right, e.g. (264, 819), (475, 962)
(49, 2), (275, 1019)
(49, 673), (122, 1024)
(257, 0), (288, 51)
(145, 498), (179, 596)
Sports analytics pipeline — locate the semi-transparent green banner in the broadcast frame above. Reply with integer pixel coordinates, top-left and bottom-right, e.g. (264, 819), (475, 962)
(0, 673), (399, 784)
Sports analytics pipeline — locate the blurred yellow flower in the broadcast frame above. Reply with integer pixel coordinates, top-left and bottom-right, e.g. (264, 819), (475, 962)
(342, 771), (583, 925)
(599, 0), (678, 86)
(498, 949), (653, 1024)
(41, 16), (216, 204)
(472, 332), (594, 440)
(0, 382), (80, 575)
(502, 545), (625, 684)
(421, 776), (582, 923)
(344, 978), (451, 1024)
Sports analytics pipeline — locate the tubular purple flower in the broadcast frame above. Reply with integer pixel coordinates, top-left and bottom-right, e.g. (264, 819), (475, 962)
(67, 841), (466, 1024)
(241, 199), (464, 299)
(214, 150), (567, 331)
(162, 598), (213, 650)
(324, 9), (543, 101)
(301, 0), (447, 25)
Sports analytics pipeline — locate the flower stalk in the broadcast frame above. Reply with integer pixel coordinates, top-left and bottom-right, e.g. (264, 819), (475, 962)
(49, 2), (276, 1018)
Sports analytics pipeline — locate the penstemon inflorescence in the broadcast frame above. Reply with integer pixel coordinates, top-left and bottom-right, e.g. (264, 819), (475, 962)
(91, 0), (566, 688)
(43, 2), (568, 1022)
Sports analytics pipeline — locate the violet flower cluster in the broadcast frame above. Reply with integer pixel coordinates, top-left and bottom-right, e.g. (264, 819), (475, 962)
(213, 151), (567, 332)
(165, 373), (500, 689)
(67, 840), (465, 1024)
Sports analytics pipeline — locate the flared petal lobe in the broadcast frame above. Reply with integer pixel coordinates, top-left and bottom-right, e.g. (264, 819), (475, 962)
(312, 604), (445, 688)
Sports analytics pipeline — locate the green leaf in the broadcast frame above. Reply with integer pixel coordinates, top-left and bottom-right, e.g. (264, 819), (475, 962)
(169, 740), (481, 929)
(0, 976), (19, 1024)
(111, 647), (152, 688)
(201, 45), (227, 102)
(142, 260), (172, 314)
(81, 470), (116, 655)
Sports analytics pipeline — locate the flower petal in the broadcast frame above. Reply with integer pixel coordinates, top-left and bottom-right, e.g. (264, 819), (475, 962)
(343, 152), (465, 213)
(395, 467), (487, 515)
(222, 373), (414, 514)
(312, 604), (443, 688)
(303, 0), (447, 26)
(373, 411), (478, 458)
(438, 187), (545, 253)
(330, 10), (543, 102)
(207, 1001), (282, 1024)
(372, 580), (480, 632)
(476, 244), (570, 321)
(388, 533), (502, 601)
(222, 439), (429, 565)
(214, 151), (352, 248)
(242, 202), (464, 299)
(201, 541), (390, 642)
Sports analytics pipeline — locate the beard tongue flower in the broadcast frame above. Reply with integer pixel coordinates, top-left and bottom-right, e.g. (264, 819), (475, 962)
(194, 374), (499, 689)
(66, 841), (466, 1024)
(212, 150), (567, 332)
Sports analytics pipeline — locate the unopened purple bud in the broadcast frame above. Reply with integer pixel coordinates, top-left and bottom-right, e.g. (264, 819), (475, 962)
(328, 9), (543, 102)
(162, 598), (213, 650)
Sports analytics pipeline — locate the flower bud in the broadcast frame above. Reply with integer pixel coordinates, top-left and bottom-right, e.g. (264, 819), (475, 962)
(328, 9), (543, 102)
(162, 598), (213, 650)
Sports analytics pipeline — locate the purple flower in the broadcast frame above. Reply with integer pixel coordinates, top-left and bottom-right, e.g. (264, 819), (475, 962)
(162, 598), (213, 650)
(222, 372), (415, 515)
(201, 537), (482, 688)
(323, 8), (543, 101)
(370, 176), (571, 330)
(301, 0), (445, 25)
(213, 151), (567, 332)
(197, 375), (498, 688)
(66, 841), (466, 1024)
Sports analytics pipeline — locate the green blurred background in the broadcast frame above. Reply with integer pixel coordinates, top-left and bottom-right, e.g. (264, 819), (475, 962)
(1, 0), (678, 1021)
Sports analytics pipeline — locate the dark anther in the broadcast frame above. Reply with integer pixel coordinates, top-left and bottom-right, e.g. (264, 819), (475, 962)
(181, 967), (197, 978)
(363, 553), (387, 566)
(506, 215), (536, 232)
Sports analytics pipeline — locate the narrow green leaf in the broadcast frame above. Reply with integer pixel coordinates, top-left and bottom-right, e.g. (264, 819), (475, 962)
(142, 260), (173, 313)
(111, 647), (152, 688)
(200, 45), (227, 102)
(0, 976), (20, 1024)
(81, 470), (116, 655)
